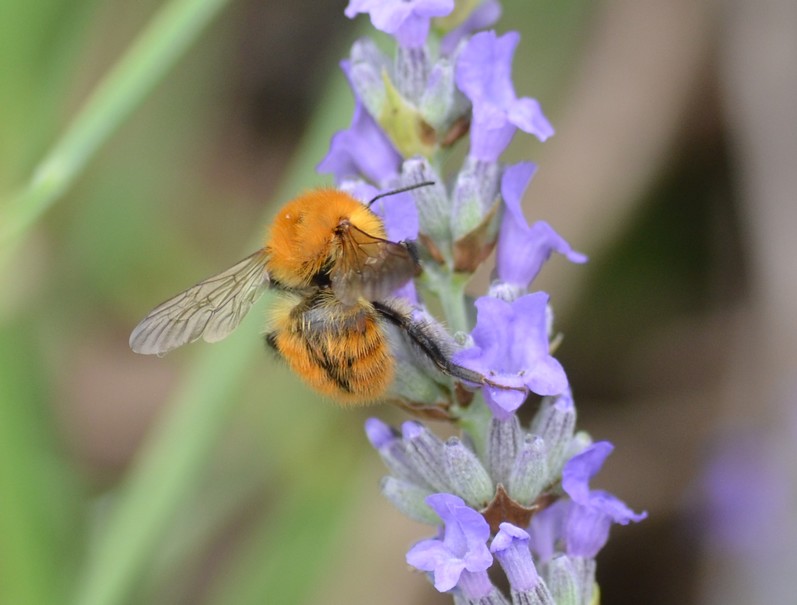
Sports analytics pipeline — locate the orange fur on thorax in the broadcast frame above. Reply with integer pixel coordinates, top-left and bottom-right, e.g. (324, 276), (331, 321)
(264, 189), (385, 288)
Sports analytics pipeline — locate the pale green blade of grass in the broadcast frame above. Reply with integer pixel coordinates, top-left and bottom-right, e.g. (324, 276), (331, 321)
(0, 0), (231, 256)
(0, 0), (99, 182)
(0, 321), (84, 605)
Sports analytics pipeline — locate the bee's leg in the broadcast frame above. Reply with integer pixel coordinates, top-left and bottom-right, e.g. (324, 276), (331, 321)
(264, 332), (281, 357)
(373, 300), (497, 387)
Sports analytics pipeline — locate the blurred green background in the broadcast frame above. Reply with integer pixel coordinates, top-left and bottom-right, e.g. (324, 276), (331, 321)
(1, 0), (795, 604)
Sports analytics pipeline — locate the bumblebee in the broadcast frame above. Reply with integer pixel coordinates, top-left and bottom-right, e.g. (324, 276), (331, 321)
(130, 186), (504, 404)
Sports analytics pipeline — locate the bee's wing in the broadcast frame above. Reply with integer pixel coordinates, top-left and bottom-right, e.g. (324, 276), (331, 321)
(331, 224), (420, 305)
(130, 249), (270, 355)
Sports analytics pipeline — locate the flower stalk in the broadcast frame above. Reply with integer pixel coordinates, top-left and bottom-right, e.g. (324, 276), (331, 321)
(420, 265), (471, 335)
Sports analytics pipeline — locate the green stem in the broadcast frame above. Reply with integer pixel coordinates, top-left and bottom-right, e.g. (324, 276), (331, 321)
(0, 0), (230, 250)
(432, 268), (471, 335)
(457, 395), (492, 458)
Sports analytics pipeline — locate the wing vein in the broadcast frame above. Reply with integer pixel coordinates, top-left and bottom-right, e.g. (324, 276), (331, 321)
(130, 249), (269, 355)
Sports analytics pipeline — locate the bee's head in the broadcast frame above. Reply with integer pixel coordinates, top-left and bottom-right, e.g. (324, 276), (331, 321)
(265, 189), (385, 288)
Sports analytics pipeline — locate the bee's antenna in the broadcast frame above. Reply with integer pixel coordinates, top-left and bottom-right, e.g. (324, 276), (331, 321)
(367, 181), (435, 208)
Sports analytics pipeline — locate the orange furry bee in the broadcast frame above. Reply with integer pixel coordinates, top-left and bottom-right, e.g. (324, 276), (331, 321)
(130, 185), (503, 404)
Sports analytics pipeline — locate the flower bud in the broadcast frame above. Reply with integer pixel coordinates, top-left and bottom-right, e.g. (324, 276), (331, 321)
(570, 556), (598, 605)
(487, 414), (523, 486)
(508, 434), (548, 505)
(380, 73), (436, 158)
(349, 38), (389, 118)
(443, 437), (494, 507)
(380, 477), (438, 524)
(419, 56), (469, 134)
(530, 390), (576, 482)
(395, 45), (431, 104)
(365, 418), (425, 485)
(402, 421), (452, 492)
(451, 156), (502, 241)
(564, 430), (593, 462)
(491, 523), (555, 605)
(545, 555), (579, 605)
(402, 157), (452, 251)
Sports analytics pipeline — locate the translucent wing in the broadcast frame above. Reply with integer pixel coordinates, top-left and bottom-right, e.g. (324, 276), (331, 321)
(331, 223), (420, 306)
(130, 249), (270, 355)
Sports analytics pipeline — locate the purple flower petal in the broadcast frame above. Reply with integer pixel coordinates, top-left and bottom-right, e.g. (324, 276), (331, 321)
(508, 97), (555, 141)
(389, 281), (419, 304)
(339, 180), (419, 242)
(456, 30), (518, 105)
(401, 420), (425, 441)
(339, 179), (378, 204)
(456, 570), (495, 599)
(453, 293), (568, 417)
(370, 193), (419, 243)
(364, 417), (397, 449)
(559, 442), (648, 557)
(500, 161), (537, 220)
(496, 162), (587, 290)
(456, 31), (554, 161)
(491, 522), (530, 552)
(563, 443), (647, 524)
(562, 442), (614, 505)
(528, 499), (568, 562)
(469, 118), (517, 164)
(564, 495), (647, 558)
(346, 0), (454, 48)
(407, 540), (464, 591)
(427, 493), (492, 551)
(484, 381), (528, 420)
(434, 558), (468, 591)
(491, 523), (541, 592)
(406, 493), (493, 592)
(564, 503), (613, 558)
(440, 0), (502, 55)
(317, 61), (401, 185)
(589, 489), (648, 525)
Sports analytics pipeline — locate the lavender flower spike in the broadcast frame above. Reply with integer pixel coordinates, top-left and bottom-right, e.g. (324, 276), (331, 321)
(453, 293), (568, 418)
(494, 163), (587, 299)
(456, 31), (554, 162)
(406, 493), (493, 593)
(326, 1), (646, 602)
(345, 0), (455, 48)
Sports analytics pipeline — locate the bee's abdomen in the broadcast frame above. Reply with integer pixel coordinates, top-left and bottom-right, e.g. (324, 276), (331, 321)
(271, 303), (393, 405)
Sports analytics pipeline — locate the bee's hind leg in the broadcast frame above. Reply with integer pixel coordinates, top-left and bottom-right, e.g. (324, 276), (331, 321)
(372, 300), (495, 387)
(264, 332), (282, 358)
